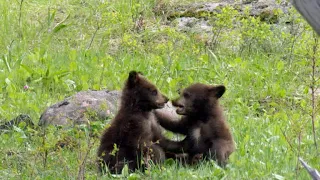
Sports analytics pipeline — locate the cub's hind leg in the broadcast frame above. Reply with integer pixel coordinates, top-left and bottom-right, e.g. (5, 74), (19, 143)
(206, 139), (234, 167)
(148, 144), (166, 164)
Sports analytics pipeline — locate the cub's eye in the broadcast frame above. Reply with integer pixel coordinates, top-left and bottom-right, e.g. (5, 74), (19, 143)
(151, 90), (158, 96)
(183, 92), (190, 98)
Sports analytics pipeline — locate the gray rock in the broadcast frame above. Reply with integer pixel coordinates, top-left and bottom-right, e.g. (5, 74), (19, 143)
(168, 0), (290, 19)
(167, 2), (227, 20)
(173, 17), (212, 33)
(242, 0), (290, 22)
(39, 90), (121, 126)
(39, 90), (178, 126)
(166, 0), (291, 35)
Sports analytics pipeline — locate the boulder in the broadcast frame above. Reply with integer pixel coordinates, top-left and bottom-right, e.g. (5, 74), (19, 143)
(173, 17), (212, 33)
(39, 90), (121, 126)
(39, 90), (178, 126)
(166, 0), (290, 20)
(160, 0), (291, 35)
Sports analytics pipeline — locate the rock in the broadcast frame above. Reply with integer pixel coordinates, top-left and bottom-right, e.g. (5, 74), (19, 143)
(173, 17), (212, 33)
(242, 0), (290, 22)
(39, 90), (121, 126)
(39, 90), (178, 126)
(167, 2), (228, 20)
(160, 0), (291, 35)
(166, 0), (290, 20)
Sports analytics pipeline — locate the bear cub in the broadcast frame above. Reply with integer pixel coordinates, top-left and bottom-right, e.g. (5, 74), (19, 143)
(155, 83), (235, 166)
(97, 71), (168, 174)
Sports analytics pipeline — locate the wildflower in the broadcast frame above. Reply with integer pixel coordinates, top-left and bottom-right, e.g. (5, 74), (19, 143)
(24, 85), (29, 90)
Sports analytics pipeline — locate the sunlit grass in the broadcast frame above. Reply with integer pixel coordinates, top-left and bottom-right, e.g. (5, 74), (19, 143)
(0, 0), (319, 179)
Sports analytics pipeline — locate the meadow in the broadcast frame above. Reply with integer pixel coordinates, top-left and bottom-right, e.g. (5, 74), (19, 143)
(0, 0), (319, 179)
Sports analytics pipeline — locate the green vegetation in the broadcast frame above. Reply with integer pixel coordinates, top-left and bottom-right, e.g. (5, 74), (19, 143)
(0, 0), (319, 179)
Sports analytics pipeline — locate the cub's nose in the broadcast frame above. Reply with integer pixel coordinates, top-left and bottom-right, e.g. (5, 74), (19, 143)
(172, 99), (183, 108)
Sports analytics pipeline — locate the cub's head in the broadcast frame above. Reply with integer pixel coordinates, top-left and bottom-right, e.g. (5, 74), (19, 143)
(124, 71), (168, 110)
(172, 83), (225, 115)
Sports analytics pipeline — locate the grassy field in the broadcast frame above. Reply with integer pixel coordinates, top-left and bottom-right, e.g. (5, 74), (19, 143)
(0, 0), (319, 179)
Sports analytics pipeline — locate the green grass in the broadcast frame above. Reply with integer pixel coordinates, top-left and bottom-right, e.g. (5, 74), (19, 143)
(0, 0), (319, 179)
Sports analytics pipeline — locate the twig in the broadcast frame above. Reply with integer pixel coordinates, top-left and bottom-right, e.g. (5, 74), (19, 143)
(77, 142), (93, 180)
(18, 0), (24, 31)
(288, 24), (304, 65)
(86, 24), (100, 50)
(296, 131), (302, 177)
(280, 128), (296, 154)
(211, 27), (223, 51)
(77, 125), (97, 180)
(41, 128), (48, 169)
(310, 33), (319, 151)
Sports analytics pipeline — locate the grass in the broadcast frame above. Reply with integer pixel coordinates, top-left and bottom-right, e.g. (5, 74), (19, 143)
(0, 0), (319, 179)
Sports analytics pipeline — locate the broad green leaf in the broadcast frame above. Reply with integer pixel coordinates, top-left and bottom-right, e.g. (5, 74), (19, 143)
(53, 24), (67, 33)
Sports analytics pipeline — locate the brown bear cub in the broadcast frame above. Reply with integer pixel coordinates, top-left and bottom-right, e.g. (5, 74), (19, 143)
(97, 71), (168, 174)
(155, 83), (235, 167)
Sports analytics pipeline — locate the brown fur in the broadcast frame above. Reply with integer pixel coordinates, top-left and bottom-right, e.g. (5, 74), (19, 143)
(155, 83), (235, 166)
(97, 71), (168, 174)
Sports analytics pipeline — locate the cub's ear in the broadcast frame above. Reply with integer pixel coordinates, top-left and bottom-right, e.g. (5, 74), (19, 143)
(209, 85), (226, 98)
(128, 71), (141, 87)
